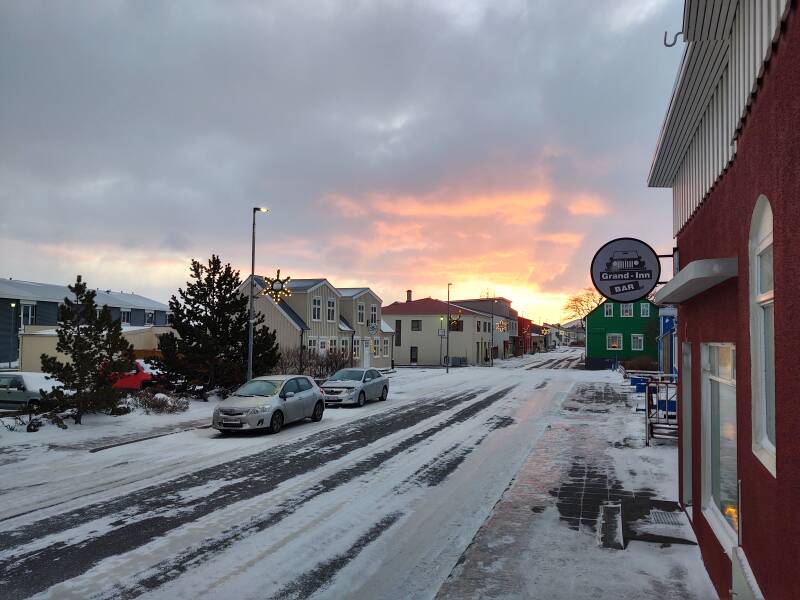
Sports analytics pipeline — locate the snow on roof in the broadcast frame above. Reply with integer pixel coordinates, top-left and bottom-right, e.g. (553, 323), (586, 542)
(338, 316), (355, 332)
(337, 287), (369, 297)
(0, 278), (168, 311)
(380, 319), (394, 334)
(30, 325), (154, 336)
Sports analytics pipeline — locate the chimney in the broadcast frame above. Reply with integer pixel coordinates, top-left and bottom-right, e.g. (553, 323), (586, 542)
(406, 289), (412, 302)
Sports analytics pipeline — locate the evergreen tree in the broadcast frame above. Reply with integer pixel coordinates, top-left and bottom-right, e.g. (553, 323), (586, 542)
(157, 255), (280, 394)
(40, 276), (135, 424)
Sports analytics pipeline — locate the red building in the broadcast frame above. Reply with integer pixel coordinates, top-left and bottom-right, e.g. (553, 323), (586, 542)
(516, 316), (532, 355)
(649, 2), (799, 598)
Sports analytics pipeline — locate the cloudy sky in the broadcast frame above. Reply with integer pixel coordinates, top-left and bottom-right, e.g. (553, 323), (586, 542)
(0, 0), (683, 323)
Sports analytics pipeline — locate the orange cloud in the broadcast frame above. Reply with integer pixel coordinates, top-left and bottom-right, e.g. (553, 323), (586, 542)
(568, 194), (609, 216)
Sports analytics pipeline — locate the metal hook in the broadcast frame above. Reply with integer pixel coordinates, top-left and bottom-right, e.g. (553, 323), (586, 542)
(664, 31), (682, 47)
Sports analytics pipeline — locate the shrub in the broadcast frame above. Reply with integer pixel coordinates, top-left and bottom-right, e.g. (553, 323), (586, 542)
(128, 390), (190, 414)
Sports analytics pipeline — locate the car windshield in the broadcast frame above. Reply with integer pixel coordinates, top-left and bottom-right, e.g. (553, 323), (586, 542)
(232, 379), (282, 397)
(328, 369), (364, 382)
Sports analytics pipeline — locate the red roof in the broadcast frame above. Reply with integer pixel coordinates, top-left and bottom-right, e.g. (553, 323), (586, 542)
(383, 298), (484, 317)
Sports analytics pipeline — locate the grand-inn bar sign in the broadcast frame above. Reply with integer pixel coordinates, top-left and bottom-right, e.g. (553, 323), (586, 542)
(590, 237), (661, 302)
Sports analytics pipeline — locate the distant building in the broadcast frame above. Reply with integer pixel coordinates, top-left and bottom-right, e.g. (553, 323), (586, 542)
(584, 299), (658, 370)
(452, 297), (517, 359)
(0, 278), (169, 366)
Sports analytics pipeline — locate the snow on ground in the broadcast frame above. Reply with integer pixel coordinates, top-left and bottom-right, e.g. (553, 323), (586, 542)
(0, 348), (714, 600)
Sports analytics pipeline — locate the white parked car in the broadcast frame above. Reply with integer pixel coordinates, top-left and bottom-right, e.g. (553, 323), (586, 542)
(213, 375), (324, 434)
(0, 372), (60, 410)
(321, 368), (389, 407)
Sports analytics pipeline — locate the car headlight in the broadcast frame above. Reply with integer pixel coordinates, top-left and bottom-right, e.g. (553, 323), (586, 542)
(247, 406), (269, 415)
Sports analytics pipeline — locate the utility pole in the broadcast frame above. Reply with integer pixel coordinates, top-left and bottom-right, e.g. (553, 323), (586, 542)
(439, 315), (444, 366)
(490, 296), (494, 367)
(247, 207), (268, 381)
(446, 284), (452, 373)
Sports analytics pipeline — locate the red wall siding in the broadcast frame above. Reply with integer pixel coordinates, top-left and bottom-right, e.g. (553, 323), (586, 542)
(676, 6), (800, 599)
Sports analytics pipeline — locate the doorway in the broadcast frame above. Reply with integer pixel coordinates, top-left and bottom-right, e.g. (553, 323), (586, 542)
(410, 346), (418, 364)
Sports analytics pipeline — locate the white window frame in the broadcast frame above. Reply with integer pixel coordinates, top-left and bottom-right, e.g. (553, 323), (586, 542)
(411, 320), (422, 332)
(329, 338), (338, 352)
(631, 334), (644, 351)
(749, 196), (776, 476)
(357, 303), (365, 324)
(353, 337), (360, 358)
(21, 303), (36, 325)
(621, 303), (633, 317)
(476, 320), (481, 332)
(604, 303), (613, 317)
(370, 304), (378, 325)
(121, 309), (131, 325)
(312, 297), (322, 321)
(341, 338), (349, 355)
(318, 338), (327, 354)
(327, 298), (336, 322)
(383, 337), (390, 357)
(307, 337), (317, 352)
(372, 337), (380, 357)
(701, 343), (739, 553)
(640, 303), (650, 318)
(606, 333), (622, 351)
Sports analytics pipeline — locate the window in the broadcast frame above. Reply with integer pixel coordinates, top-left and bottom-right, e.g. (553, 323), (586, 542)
(327, 298), (336, 322)
(307, 338), (317, 352)
(448, 319), (463, 332)
(312, 297), (321, 321)
(411, 320), (422, 331)
(631, 334), (644, 351)
(604, 303), (613, 317)
(749, 196), (775, 475)
(395, 320), (402, 346)
(145, 311), (154, 325)
(297, 378), (313, 391)
(383, 337), (390, 357)
(330, 338), (337, 352)
(476, 320), (481, 332)
(121, 310), (131, 325)
(483, 321), (488, 332)
(319, 339), (327, 353)
(621, 303), (633, 317)
(372, 338), (380, 357)
(640, 303), (650, 318)
(357, 303), (365, 324)
(341, 338), (349, 355)
(370, 305), (378, 324)
(702, 344), (738, 541)
(606, 333), (622, 350)
(21, 304), (36, 325)
(353, 338), (360, 358)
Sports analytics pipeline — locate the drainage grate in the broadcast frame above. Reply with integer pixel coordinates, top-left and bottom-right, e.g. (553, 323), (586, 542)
(649, 510), (683, 526)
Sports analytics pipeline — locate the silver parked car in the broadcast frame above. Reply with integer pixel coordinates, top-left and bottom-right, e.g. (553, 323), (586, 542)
(321, 368), (389, 407)
(0, 372), (60, 410)
(213, 375), (324, 434)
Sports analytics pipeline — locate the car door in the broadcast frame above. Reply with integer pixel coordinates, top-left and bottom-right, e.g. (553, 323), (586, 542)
(0, 375), (26, 409)
(367, 370), (379, 399)
(297, 377), (316, 417)
(280, 378), (303, 423)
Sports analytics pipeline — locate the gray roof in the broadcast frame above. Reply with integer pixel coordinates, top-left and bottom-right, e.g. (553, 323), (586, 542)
(337, 287), (369, 297)
(0, 278), (168, 311)
(286, 278), (327, 292)
(277, 299), (310, 331)
(339, 316), (355, 332)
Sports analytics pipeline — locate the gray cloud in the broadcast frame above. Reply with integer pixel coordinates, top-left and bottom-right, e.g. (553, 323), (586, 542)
(0, 0), (682, 312)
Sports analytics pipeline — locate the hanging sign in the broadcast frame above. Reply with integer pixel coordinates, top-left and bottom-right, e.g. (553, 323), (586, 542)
(590, 237), (660, 302)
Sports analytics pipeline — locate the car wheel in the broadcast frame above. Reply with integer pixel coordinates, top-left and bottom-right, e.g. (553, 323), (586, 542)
(380, 386), (388, 401)
(268, 411), (284, 434)
(311, 401), (324, 422)
(357, 391), (366, 407)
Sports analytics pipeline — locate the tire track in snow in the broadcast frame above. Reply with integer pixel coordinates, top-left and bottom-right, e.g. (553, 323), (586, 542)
(93, 385), (517, 600)
(1, 386), (519, 600)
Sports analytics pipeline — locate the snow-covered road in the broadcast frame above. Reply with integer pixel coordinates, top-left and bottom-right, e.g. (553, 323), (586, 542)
(1, 349), (593, 599)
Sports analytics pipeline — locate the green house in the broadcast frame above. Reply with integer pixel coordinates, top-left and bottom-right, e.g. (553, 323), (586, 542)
(585, 299), (659, 370)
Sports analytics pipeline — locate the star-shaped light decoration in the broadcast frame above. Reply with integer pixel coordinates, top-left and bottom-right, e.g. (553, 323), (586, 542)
(496, 319), (508, 332)
(261, 269), (292, 303)
(449, 311), (462, 328)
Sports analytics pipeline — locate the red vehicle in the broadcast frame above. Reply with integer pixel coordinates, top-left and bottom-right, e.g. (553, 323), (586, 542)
(111, 359), (159, 391)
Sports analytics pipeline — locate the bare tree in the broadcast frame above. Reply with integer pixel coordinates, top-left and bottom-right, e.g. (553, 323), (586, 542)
(562, 288), (604, 322)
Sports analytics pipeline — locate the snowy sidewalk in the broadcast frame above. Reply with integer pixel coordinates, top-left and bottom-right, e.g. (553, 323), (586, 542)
(436, 379), (717, 600)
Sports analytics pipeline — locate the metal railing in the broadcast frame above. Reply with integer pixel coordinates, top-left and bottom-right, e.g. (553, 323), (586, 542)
(645, 379), (678, 446)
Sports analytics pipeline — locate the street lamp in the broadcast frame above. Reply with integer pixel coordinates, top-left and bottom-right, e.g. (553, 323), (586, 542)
(446, 283), (452, 374)
(247, 207), (269, 381)
(490, 297), (495, 367)
(439, 315), (444, 366)
(8, 302), (16, 368)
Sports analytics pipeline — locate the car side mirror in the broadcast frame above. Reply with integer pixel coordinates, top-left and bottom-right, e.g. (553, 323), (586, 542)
(284, 391), (295, 399)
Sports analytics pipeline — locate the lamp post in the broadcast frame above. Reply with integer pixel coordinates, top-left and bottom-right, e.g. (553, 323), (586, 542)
(247, 207), (269, 382)
(8, 302), (16, 368)
(446, 284), (452, 373)
(439, 315), (444, 366)
(490, 297), (495, 367)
